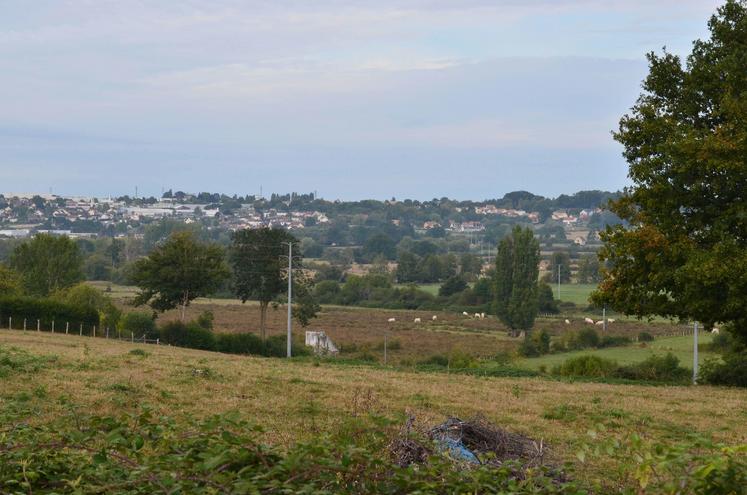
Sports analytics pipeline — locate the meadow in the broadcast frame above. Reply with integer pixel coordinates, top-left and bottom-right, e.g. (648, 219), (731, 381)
(1, 329), (745, 492)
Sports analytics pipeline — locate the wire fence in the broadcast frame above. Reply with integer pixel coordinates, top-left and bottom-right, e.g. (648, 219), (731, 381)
(0, 316), (160, 345)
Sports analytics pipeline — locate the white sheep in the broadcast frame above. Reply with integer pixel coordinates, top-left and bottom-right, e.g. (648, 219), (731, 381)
(564, 319), (570, 325)
(432, 315), (438, 321)
(462, 311), (469, 317)
(595, 320), (605, 326)
(414, 317), (421, 323)
(474, 313), (481, 319)
(480, 313), (486, 319)
(607, 318), (615, 324)
(712, 327), (720, 335)
(584, 317), (594, 324)
(387, 318), (396, 323)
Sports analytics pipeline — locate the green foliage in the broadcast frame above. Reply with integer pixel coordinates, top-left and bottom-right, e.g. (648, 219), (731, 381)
(700, 353), (747, 387)
(549, 251), (571, 283)
(119, 312), (158, 339)
(0, 405), (585, 494)
(576, 255), (601, 284)
(132, 231), (228, 320)
(553, 355), (619, 378)
(537, 282), (559, 314)
(195, 310), (214, 331)
(494, 226), (540, 331)
(0, 345), (55, 379)
(214, 333), (311, 358)
(230, 227), (297, 338)
(593, 1), (747, 343)
(617, 353), (690, 383)
(0, 264), (23, 297)
(554, 353), (690, 383)
(0, 296), (99, 331)
(573, 328), (600, 349)
(52, 283), (121, 332)
(9, 233), (84, 296)
(159, 321), (216, 351)
(637, 331), (655, 342)
(438, 275), (468, 297)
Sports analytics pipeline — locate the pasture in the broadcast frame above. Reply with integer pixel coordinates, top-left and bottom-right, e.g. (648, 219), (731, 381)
(1, 330), (746, 492)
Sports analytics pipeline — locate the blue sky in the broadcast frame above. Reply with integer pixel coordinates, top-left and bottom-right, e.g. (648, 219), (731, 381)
(0, 1), (721, 200)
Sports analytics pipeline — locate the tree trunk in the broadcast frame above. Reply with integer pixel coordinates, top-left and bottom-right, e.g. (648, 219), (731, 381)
(260, 301), (268, 340)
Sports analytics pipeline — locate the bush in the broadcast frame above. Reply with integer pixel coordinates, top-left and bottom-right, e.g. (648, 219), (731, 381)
(215, 333), (265, 355)
(196, 310), (214, 331)
(617, 353), (689, 382)
(574, 328), (600, 349)
(159, 321), (216, 351)
(419, 354), (449, 367)
(709, 332), (733, 352)
(553, 355), (618, 378)
(637, 331), (654, 342)
(599, 335), (631, 348)
(119, 312), (158, 339)
(518, 338), (541, 357)
(700, 353), (747, 387)
(0, 296), (99, 332)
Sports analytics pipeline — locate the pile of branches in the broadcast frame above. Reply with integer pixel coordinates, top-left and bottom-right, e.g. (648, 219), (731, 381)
(390, 415), (550, 470)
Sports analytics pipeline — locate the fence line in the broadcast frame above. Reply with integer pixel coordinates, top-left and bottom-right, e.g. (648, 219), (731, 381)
(1, 316), (160, 346)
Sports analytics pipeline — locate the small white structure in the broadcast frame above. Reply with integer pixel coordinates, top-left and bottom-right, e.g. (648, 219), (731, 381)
(305, 331), (339, 355)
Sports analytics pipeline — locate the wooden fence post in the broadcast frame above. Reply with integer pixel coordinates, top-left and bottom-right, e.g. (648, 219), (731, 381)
(79, 323), (83, 336)
(52, 320), (55, 333)
(37, 319), (40, 332)
(131, 332), (134, 343)
(93, 326), (96, 337)
(66, 322), (69, 334)
(23, 319), (26, 331)
(8, 317), (11, 330)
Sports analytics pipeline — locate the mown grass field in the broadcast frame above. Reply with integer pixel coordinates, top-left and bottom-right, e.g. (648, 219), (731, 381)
(518, 334), (715, 371)
(1, 330), (746, 492)
(555, 283), (596, 306)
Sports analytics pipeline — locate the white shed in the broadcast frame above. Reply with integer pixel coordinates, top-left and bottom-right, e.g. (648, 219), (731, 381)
(305, 331), (339, 355)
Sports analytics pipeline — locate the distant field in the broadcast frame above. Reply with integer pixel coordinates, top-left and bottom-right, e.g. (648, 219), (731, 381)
(518, 334), (714, 371)
(554, 283), (597, 306)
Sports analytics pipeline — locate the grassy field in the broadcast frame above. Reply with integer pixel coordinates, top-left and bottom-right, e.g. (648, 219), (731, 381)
(518, 334), (715, 371)
(554, 283), (596, 306)
(1, 330), (746, 492)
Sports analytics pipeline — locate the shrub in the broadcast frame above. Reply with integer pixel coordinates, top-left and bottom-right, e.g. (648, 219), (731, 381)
(700, 353), (747, 387)
(196, 310), (214, 331)
(215, 333), (265, 355)
(617, 353), (689, 382)
(574, 328), (600, 349)
(518, 338), (540, 357)
(637, 331), (654, 342)
(419, 354), (449, 367)
(599, 335), (631, 348)
(708, 332), (733, 352)
(159, 321), (216, 351)
(553, 355), (618, 378)
(0, 296), (99, 332)
(119, 312), (158, 339)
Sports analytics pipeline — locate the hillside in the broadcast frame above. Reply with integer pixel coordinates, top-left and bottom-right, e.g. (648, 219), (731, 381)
(2, 330), (746, 492)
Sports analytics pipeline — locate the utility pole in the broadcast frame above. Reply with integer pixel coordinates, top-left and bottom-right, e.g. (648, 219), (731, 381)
(557, 264), (562, 300)
(285, 242), (293, 358)
(693, 321), (699, 384)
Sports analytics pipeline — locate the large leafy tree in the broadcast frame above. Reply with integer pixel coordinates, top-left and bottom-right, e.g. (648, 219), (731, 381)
(493, 226), (540, 334)
(131, 232), (228, 321)
(0, 265), (23, 297)
(9, 234), (84, 296)
(592, 1), (747, 340)
(230, 228), (298, 339)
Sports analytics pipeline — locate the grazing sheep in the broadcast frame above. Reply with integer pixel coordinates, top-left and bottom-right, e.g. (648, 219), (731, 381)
(584, 317), (594, 324)
(414, 317), (421, 323)
(607, 318), (615, 324)
(474, 313), (481, 319)
(462, 311), (469, 317)
(387, 318), (396, 323)
(432, 315), (438, 321)
(480, 313), (486, 319)
(564, 319), (570, 325)
(712, 327), (720, 335)
(595, 320), (605, 326)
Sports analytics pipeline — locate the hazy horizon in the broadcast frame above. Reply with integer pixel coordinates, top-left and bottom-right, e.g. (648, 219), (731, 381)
(0, 1), (720, 200)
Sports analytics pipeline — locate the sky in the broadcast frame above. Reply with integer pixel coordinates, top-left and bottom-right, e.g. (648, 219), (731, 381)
(0, 0), (722, 200)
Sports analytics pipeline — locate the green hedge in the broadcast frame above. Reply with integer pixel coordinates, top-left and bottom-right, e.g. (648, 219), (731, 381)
(0, 296), (99, 333)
